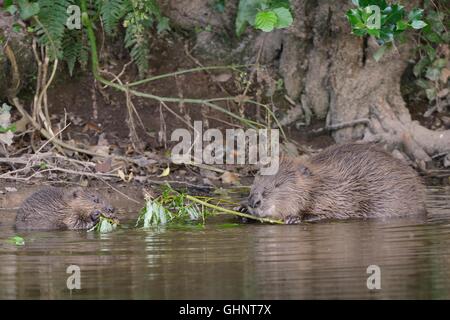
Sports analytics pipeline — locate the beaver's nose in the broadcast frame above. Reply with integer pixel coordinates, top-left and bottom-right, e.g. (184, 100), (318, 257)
(248, 195), (261, 208)
(105, 206), (115, 214)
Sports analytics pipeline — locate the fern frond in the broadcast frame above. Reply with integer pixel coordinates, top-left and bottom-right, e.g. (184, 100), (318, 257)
(98, 0), (130, 35)
(124, 23), (150, 77)
(35, 0), (74, 59)
(62, 30), (83, 76)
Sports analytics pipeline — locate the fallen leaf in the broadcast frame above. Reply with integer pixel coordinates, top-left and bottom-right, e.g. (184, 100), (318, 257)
(158, 166), (170, 178)
(13, 116), (30, 133)
(118, 169), (126, 181)
(220, 171), (240, 185)
(0, 131), (14, 146)
(441, 68), (450, 83)
(95, 158), (112, 173)
(213, 73), (232, 82)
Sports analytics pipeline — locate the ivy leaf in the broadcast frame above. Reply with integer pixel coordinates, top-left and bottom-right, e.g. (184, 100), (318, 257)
(426, 88), (436, 101)
(255, 10), (278, 32)
(5, 4), (18, 15)
(367, 28), (380, 37)
(408, 8), (424, 22)
(396, 20), (409, 31)
(235, 0), (266, 36)
(273, 7), (293, 29)
(411, 20), (427, 29)
(425, 67), (440, 81)
(413, 57), (430, 77)
(433, 59), (447, 69)
(17, 0), (40, 20)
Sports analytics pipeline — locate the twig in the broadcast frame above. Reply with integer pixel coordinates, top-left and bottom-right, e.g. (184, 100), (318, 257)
(312, 118), (370, 134)
(185, 194), (284, 224)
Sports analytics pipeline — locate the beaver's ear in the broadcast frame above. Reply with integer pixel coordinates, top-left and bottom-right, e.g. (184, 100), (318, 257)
(298, 164), (311, 176)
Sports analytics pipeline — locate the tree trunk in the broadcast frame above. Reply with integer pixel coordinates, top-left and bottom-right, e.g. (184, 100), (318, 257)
(277, 0), (450, 167)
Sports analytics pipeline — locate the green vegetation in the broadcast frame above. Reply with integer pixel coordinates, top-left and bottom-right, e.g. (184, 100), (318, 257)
(346, 0), (449, 110)
(7, 235), (25, 245)
(236, 0), (293, 36)
(413, 0), (449, 105)
(3, 0), (169, 76)
(346, 0), (428, 61)
(136, 185), (283, 228)
(88, 215), (119, 233)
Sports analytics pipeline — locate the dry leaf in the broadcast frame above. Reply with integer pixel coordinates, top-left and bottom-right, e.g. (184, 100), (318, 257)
(441, 68), (450, 83)
(118, 169), (126, 181)
(220, 171), (240, 185)
(0, 131), (14, 146)
(158, 166), (170, 178)
(95, 158), (112, 173)
(213, 73), (232, 83)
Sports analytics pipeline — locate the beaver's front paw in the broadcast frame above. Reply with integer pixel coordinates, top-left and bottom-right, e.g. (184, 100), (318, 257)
(234, 204), (249, 213)
(284, 215), (302, 225)
(234, 204), (255, 223)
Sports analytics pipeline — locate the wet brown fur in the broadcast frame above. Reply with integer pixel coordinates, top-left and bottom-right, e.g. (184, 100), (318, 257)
(15, 187), (117, 230)
(247, 143), (426, 222)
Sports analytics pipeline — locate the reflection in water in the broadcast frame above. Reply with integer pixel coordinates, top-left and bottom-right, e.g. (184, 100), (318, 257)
(0, 185), (449, 299)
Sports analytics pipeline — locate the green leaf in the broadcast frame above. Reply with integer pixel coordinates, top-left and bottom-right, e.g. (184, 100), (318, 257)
(88, 216), (118, 233)
(426, 88), (436, 101)
(408, 8), (423, 22)
(157, 17), (170, 33)
(396, 20), (409, 31)
(346, 9), (363, 27)
(425, 45), (436, 60)
(214, 0), (225, 12)
(413, 57), (430, 77)
(416, 79), (431, 90)
(99, 219), (116, 233)
(433, 59), (447, 69)
(373, 44), (387, 62)
(7, 236), (25, 246)
(5, 4), (18, 15)
(424, 32), (441, 44)
(236, 0), (266, 36)
(425, 67), (440, 81)
(273, 7), (293, 29)
(367, 28), (380, 37)
(411, 20), (427, 29)
(255, 10), (278, 32)
(17, 0), (40, 20)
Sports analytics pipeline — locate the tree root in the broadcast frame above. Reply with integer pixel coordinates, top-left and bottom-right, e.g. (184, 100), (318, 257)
(363, 98), (450, 169)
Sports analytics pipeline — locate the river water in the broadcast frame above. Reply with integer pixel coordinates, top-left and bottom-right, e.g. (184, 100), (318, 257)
(0, 185), (449, 299)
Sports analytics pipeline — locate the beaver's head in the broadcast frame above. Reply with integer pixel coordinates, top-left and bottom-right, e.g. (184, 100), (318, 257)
(62, 188), (118, 230)
(247, 157), (314, 220)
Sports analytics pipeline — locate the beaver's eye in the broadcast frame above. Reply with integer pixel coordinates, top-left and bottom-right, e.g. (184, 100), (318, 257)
(90, 195), (100, 203)
(262, 191), (268, 197)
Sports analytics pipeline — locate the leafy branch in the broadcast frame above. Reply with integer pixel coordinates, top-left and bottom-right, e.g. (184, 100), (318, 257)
(346, 0), (428, 61)
(136, 185), (284, 228)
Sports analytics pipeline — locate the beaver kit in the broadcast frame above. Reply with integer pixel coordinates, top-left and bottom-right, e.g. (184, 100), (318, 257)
(15, 187), (117, 230)
(244, 143), (426, 224)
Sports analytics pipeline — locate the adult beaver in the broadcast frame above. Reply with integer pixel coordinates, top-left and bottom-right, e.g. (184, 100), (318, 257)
(15, 187), (117, 230)
(244, 143), (426, 224)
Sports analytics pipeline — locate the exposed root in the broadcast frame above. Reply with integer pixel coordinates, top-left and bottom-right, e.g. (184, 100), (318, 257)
(363, 98), (450, 169)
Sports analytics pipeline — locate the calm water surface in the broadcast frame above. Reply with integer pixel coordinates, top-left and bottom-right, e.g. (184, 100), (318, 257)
(0, 185), (449, 299)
